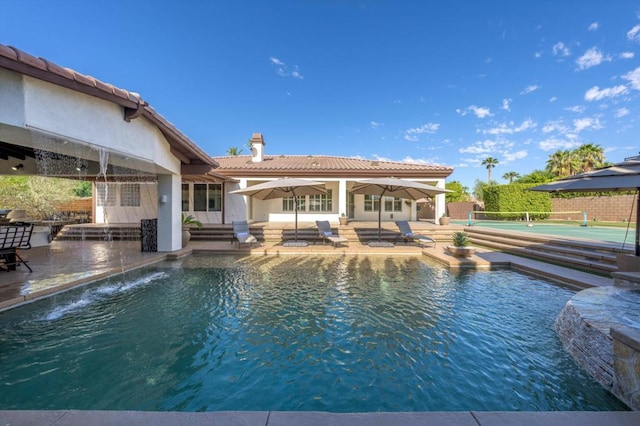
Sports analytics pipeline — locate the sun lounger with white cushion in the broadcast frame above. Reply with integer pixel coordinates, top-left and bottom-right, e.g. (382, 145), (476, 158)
(232, 221), (258, 248)
(395, 220), (436, 247)
(316, 220), (349, 247)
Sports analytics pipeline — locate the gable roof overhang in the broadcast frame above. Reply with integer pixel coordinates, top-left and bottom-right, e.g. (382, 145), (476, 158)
(0, 44), (216, 169)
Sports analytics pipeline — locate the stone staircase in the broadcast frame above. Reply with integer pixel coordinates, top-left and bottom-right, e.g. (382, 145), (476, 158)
(465, 226), (632, 275)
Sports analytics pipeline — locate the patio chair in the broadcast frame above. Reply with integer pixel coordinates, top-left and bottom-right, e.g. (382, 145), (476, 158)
(316, 220), (349, 247)
(395, 220), (436, 247)
(232, 221), (258, 248)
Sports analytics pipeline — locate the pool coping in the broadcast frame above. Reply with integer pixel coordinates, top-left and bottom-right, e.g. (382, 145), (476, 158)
(2, 409), (639, 425)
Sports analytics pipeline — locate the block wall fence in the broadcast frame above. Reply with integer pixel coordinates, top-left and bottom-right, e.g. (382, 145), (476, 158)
(551, 194), (637, 223)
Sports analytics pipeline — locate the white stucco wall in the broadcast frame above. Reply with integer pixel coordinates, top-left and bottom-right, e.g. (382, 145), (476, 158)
(23, 76), (181, 175)
(0, 69), (26, 127)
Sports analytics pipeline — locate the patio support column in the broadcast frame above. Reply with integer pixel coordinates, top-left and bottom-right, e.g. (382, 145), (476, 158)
(157, 173), (181, 251)
(338, 179), (347, 218)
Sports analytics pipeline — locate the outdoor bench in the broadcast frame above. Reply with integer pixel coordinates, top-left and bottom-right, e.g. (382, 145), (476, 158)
(0, 223), (33, 272)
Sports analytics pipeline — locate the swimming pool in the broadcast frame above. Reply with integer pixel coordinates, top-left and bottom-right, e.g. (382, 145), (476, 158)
(0, 255), (627, 412)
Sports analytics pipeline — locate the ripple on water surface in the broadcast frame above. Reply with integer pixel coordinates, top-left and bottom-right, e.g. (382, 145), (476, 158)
(0, 255), (628, 412)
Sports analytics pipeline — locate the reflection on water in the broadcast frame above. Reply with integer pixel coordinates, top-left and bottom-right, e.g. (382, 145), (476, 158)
(0, 255), (628, 412)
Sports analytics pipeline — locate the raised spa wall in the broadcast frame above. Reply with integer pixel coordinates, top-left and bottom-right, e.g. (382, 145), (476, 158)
(555, 271), (640, 410)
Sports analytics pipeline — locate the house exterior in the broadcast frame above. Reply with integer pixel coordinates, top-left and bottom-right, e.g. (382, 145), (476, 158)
(179, 133), (453, 225)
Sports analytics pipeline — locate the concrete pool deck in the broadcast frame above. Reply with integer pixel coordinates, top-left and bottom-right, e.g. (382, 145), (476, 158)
(1, 238), (638, 424)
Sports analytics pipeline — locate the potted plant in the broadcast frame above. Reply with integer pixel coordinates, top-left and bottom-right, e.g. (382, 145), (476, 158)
(339, 213), (348, 226)
(439, 213), (450, 225)
(181, 213), (203, 246)
(447, 231), (476, 257)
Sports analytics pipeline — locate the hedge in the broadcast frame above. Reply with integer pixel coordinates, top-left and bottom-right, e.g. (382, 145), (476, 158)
(483, 184), (552, 220)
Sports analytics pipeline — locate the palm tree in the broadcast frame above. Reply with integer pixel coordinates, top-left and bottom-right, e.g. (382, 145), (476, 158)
(502, 171), (520, 184)
(226, 147), (243, 156)
(574, 143), (605, 173)
(546, 149), (576, 178)
(481, 157), (499, 184)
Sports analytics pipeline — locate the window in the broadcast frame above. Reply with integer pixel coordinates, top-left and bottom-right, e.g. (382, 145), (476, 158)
(384, 197), (402, 212)
(120, 183), (140, 207)
(193, 183), (222, 212)
(193, 184), (207, 211)
(208, 184), (222, 211)
(96, 183), (116, 206)
(309, 189), (332, 212)
(283, 196), (305, 212)
(181, 184), (189, 211)
(364, 194), (380, 212)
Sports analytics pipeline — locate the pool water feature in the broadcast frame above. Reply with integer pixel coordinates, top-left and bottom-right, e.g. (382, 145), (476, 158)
(0, 255), (627, 412)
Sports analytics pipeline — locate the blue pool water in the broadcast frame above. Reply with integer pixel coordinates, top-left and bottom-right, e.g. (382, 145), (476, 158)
(0, 255), (627, 411)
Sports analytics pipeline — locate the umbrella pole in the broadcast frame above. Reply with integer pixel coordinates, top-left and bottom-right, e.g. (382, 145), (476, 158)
(636, 190), (639, 256)
(293, 190), (298, 241)
(378, 190), (386, 241)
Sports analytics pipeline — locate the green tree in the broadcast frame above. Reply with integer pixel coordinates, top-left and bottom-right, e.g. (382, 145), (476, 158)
(481, 157), (499, 184)
(516, 169), (554, 184)
(546, 149), (576, 177)
(472, 179), (488, 201)
(574, 143), (605, 173)
(226, 147), (243, 156)
(445, 180), (470, 202)
(74, 181), (92, 197)
(0, 176), (78, 219)
(502, 171), (520, 184)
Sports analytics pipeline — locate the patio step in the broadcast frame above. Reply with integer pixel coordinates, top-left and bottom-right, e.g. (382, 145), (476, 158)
(54, 225), (141, 241)
(465, 227), (630, 275)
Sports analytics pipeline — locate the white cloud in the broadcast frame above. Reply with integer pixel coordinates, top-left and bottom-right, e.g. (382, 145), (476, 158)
(520, 85), (540, 95)
(589, 22), (599, 31)
(575, 47), (611, 70)
(565, 105), (586, 113)
(549, 96), (558, 103)
(615, 107), (630, 118)
(538, 138), (581, 151)
(573, 117), (603, 132)
(627, 24), (640, 43)
(370, 121), (382, 129)
(459, 140), (498, 154)
(456, 106), (492, 118)
(502, 98), (511, 111)
(534, 51), (543, 58)
(269, 57), (303, 79)
(542, 120), (569, 134)
(482, 119), (536, 135)
(502, 150), (528, 162)
(401, 156), (434, 165)
(584, 85), (628, 101)
(622, 66), (640, 90)
(403, 123), (439, 141)
(552, 42), (571, 57)
(269, 57), (285, 66)
(620, 52), (635, 59)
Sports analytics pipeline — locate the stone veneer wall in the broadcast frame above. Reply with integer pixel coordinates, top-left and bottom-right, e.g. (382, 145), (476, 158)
(555, 273), (640, 410)
(551, 194), (637, 223)
(611, 326), (640, 410)
(555, 303), (614, 390)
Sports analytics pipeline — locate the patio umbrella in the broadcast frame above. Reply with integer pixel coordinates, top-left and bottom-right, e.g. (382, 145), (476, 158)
(230, 178), (326, 242)
(349, 177), (450, 241)
(529, 155), (640, 256)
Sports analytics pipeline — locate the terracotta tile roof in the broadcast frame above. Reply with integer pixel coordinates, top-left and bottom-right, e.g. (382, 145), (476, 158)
(0, 44), (215, 167)
(212, 155), (454, 178)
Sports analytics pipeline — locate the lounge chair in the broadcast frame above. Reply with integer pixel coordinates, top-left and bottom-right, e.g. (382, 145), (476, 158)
(316, 220), (349, 247)
(232, 221), (258, 248)
(395, 220), (436, 247)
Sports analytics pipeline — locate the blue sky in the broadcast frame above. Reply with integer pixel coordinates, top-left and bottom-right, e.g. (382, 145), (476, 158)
(1, 1), (639, 188)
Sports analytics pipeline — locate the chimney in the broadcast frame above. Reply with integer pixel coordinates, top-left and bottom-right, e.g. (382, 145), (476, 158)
(250, 133), (265, 162)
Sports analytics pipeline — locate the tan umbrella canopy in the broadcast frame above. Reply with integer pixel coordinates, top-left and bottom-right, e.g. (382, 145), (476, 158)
(529, 155), (640, 256)
(350, 177), (450, 241)
(230, 178), (326, 241)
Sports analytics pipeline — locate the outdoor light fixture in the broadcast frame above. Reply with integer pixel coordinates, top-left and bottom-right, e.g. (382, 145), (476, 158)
(11, 164), (24, 171)
(76, 165), (87, 171)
